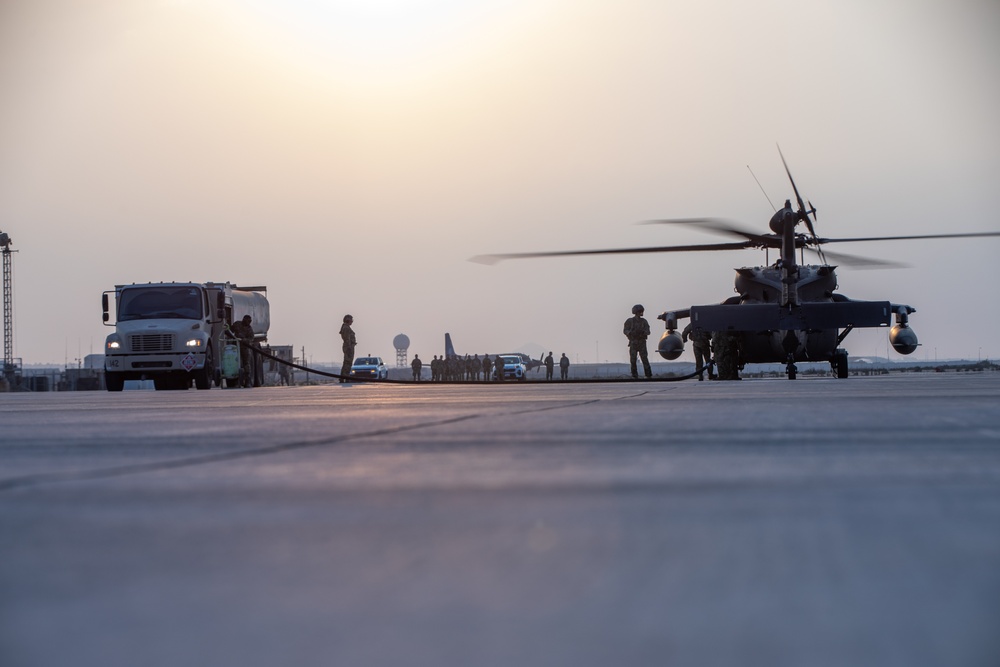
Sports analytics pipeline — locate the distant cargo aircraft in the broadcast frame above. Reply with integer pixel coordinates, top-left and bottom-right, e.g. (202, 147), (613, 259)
(444, 333), (545, 372)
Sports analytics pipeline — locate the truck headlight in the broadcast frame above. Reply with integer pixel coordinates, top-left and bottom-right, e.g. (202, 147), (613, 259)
(106, 335), (122, 350)
(185, 339), (203, 347)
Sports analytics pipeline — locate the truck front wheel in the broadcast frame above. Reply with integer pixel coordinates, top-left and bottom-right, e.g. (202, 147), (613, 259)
(106, 372), (125, 392)
(195, 345), (214, 390)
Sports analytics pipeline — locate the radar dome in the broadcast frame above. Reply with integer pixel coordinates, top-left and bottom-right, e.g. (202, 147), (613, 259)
(393, 334), (410, 350)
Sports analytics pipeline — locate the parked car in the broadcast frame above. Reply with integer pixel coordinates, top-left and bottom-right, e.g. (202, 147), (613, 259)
(351, 356), (388, 380)
(493, 355), (527, 381)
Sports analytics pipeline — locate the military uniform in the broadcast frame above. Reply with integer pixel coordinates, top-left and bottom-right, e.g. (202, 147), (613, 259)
(411, 355), (422, 381)
(230, 317), (255, 385)
(339, 317), (356, 383)
(544, 353), (554, 380)
(559, 353), (570, 380)
(230, 318), (254, 344)
(682, 323), (715, 380)
(711, 331), (741, 380)
(482, 355), (493, 381)
(623, 310), (653, 379)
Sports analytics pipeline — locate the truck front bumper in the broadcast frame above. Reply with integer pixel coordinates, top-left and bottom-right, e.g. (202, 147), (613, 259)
(105, 351), (208, 373)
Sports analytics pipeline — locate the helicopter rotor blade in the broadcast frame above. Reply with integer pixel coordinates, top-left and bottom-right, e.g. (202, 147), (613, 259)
(803, 247), (907, 269)
(777, 145), (808, 215)
(814, 231), (1000, 244)
(640, 217), (772, 243)
(778, 145), (824, 261)
(469, 241), (756, 265)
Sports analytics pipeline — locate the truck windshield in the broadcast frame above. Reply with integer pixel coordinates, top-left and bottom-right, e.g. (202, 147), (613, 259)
(118, 287), (203, 321)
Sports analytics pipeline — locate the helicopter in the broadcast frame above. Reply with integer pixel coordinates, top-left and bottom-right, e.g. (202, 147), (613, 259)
(472, 150), (1000, 379)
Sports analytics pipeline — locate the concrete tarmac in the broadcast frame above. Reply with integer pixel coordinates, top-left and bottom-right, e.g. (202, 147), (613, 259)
(2, 373), (999, 667)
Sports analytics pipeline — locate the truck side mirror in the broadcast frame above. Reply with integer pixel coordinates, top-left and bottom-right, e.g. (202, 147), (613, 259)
(216, 292), (225, 320)
(102, 294), (109, 323)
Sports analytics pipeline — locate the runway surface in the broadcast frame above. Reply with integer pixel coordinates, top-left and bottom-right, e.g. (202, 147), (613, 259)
(2, 373), (999, 667)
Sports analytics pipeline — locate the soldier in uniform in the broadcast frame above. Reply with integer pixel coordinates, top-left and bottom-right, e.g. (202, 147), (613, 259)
(544, 352), (554, 381)
(339, 314), (356, 383)
(623, 304), (653, 379)
(229, 314), (256, 386)
(482, 354), (493, 382)
(682, 322), (715, 381)
(559, 353), (570, 380)
(471, 354), (481, 381)
(711, 331), (741, 380)
(411, 354), (422, 381)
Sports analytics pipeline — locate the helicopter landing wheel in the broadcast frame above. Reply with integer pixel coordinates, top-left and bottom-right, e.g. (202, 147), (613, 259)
(833, 351), (849, 379)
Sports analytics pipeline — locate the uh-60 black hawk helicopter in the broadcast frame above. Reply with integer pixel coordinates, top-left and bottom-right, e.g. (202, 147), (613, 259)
(473, 150), (1000, 379)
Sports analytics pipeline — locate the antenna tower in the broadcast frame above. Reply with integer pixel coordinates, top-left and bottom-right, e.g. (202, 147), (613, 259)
(1, 230), (14, 384)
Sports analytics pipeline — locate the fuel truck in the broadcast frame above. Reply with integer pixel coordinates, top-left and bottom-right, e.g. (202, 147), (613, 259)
(103, 282), (269, 391)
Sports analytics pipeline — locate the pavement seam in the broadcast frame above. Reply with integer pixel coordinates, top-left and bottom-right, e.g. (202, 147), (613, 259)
(0, 397), (625, 492)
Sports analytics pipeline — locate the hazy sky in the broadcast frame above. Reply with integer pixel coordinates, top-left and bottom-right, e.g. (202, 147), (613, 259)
(2, 0), (998, 366)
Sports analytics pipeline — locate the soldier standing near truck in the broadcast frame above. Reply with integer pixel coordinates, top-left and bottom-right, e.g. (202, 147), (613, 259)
(340, 314), (356, 383)
(229, 315), (256, 386)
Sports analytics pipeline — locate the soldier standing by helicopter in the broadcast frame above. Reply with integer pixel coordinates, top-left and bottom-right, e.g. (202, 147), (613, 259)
(682, 322), (715, 381)
(623, 304), (653, 379)
(712, 331), (740, 380)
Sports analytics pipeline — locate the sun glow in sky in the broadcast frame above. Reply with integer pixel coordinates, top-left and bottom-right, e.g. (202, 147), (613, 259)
(221, 0), (546, 86)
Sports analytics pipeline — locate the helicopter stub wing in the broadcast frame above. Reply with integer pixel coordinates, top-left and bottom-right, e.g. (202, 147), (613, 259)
(688, 301), (893, 332)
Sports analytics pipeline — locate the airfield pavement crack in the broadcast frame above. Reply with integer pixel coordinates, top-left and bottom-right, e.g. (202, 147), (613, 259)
(0, 396), (631, 493)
